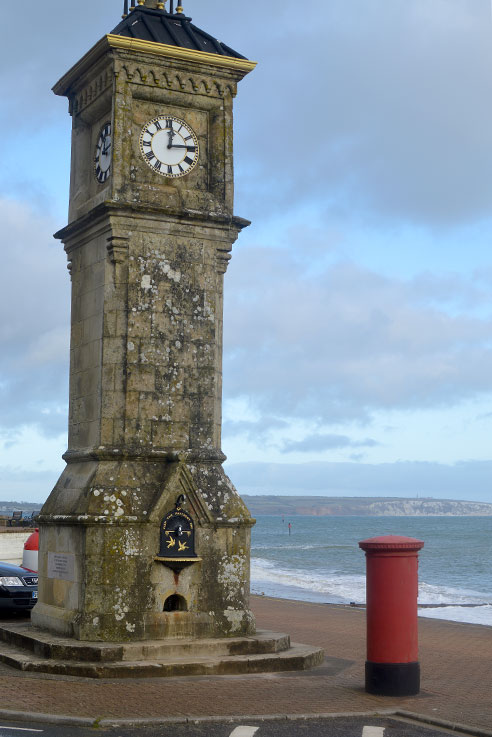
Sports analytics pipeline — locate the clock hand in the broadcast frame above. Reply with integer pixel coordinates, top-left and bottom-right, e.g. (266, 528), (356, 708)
(167, 128), (176, 149)
(169, 144), (195, 149)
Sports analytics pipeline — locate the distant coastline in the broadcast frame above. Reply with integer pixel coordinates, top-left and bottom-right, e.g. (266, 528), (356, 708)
(243, 495), (492, 517)
(0, 501), (41, 515)
(2, 496), (492, 518)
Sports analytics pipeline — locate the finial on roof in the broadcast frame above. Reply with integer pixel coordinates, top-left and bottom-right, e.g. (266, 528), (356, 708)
(117, 0), (194, 22)
(134, 0), (167, 7)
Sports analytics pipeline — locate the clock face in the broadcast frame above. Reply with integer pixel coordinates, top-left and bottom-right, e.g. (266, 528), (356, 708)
(139, 116), (199, 178)
(94, 121), (112, 184)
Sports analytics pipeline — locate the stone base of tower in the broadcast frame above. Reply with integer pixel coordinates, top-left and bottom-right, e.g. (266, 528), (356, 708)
(32, 452), (256, 642)
(0, 622), (324, 678)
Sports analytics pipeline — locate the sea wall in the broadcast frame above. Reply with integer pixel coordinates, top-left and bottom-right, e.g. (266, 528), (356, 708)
(0, 530), (34, 566)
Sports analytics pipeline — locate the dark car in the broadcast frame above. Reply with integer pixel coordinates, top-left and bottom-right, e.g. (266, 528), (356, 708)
(0, 562), (38, 612)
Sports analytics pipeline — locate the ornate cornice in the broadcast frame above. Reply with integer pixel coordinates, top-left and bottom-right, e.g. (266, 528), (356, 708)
(70, 67), (113, 116)
(54, 201), (250, 244)
(62, 447), (227, 464)
(53, 35), (255, 99)
(119, 61), (236, 98)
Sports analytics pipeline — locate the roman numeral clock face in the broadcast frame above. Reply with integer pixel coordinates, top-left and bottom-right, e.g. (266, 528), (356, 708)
(94, 121), (112, 184)
(139, 116), (199, 178)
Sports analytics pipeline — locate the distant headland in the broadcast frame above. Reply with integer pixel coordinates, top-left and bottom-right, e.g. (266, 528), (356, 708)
(2, 496), (492, 518)
(242, 495), (492, 517)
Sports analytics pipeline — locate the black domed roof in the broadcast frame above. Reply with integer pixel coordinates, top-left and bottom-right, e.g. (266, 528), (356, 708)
(111, 5), (247, 60)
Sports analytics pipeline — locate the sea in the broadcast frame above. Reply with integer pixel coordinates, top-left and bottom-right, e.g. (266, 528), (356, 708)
(250, 515), (492, 627)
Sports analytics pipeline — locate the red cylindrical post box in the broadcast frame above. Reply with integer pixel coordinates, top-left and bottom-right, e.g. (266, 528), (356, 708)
(359, 535), (424, 696)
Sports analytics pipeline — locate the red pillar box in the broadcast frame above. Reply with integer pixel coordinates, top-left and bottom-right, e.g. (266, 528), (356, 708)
(22, 529), (39, 572)
(359, 535), (424, 696)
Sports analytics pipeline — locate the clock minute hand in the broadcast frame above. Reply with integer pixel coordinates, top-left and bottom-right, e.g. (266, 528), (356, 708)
(170, 144), (195, 149)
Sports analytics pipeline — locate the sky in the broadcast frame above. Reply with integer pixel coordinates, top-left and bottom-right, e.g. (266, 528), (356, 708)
(1, 0), (492, 503)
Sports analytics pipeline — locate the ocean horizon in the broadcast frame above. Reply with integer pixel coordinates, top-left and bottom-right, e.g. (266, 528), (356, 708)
(250, 514), (492, 627)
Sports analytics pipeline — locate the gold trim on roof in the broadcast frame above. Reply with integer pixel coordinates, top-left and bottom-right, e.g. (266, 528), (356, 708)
(106, 34), (257, 72)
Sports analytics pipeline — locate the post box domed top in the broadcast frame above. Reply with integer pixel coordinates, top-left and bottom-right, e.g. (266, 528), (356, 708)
(359, 535), (424, 552)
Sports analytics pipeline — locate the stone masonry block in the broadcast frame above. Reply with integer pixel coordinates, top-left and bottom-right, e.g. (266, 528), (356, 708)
(126, 366), (155, 392)
(100, 418), (114, 445)
(80, 286), (104, 319)
(103, 336), (126, 365)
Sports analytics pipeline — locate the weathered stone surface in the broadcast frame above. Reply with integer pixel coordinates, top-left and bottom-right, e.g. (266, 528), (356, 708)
(0, 621), (324, 678)
(33, 27), (256, 642)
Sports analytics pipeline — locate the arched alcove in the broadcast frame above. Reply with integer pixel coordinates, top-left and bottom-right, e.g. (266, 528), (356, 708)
(163, 594), (188, 612)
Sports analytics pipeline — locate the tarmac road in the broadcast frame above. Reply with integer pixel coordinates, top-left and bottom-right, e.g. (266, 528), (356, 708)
(0, 716), (480, 737)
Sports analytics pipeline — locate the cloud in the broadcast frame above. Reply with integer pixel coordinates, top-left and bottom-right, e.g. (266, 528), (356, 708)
(229, 0), (492, 227)
(0, 467), (58, 505)
(477, 411), (492, 420)
(226, 459), (492, 503)
(281, 435), (380, 454)
(0, 199), (70, 436)
(223, 417), (289, 444)
(2, 0), (492, 469)
(3, 1), (492, 231)
(223, 245), (492, 428)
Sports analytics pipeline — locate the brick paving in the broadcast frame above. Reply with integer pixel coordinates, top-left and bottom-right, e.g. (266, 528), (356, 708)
(1, 596), (491, 731)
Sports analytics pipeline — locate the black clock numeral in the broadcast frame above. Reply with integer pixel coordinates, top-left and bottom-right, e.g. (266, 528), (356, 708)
(145, 151), (155, 161)
(142, 140), (152, 147)
(167, 165), (173, 175)
(154, 120), (162, 131)
(177, 125), (183, 133)
(184, 135), (192, 141)
(178, 164), (184, 173)
(186, 146), (196, 153)
(154, 160), (161, 172)
(184, 156), (193, 166)
(166, 119), (173, 130)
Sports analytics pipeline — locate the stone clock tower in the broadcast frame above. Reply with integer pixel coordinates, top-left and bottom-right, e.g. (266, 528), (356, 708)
(32, 0), (258, 643)
(0, 0), (323, 677)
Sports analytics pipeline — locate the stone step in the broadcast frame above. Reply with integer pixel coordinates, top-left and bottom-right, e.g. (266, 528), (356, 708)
(0, 623), (291, 662)
(0, 637), (324, 679)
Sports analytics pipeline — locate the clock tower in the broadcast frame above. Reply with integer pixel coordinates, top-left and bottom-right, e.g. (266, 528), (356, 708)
(33, 0), (258, 642)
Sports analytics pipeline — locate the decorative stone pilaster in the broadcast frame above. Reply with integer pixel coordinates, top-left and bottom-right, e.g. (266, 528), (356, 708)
(106, 234), (129, 264)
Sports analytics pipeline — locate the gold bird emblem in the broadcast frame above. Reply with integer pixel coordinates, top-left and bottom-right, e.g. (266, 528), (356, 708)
(178, 540), (189, 552)
(166, 535), (176, 548)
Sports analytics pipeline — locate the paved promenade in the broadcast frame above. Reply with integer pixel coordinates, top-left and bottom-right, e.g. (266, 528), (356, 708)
(1, 596), (491, 733)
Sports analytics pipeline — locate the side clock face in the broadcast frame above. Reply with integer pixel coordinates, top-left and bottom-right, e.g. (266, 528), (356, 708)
(94, 121), (112, 184)
(139, 116), (199, 178)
